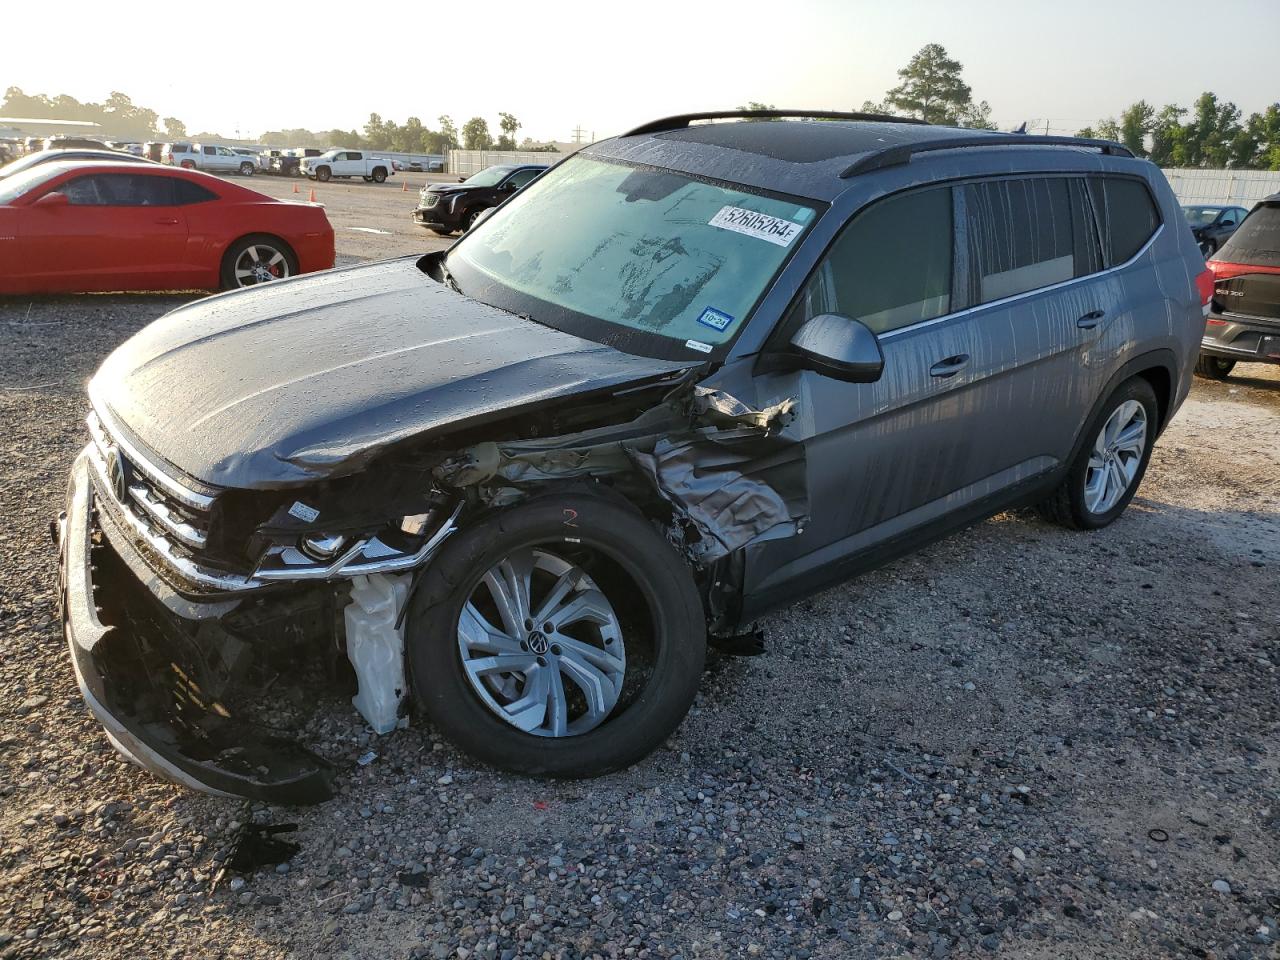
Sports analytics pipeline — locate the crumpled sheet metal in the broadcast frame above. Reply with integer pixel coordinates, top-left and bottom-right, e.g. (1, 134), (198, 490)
(434, 387), (807, 563)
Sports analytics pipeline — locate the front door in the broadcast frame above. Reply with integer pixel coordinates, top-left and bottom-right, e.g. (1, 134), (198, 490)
(19, 172), (189, 292)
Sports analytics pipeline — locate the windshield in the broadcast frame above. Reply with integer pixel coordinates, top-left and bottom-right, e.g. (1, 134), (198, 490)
(0, 152), (49, 179)
(464, 165), (517, 187)
(1183, 206), (1224, 226)
(0, 164), (65, 203)
(446, 155), (817, 359)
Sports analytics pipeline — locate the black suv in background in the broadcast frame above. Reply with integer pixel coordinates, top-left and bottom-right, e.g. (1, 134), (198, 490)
(414, 163), (547, 234)
(1183, 204), (1250, 257)
(271, 148), (323, 177)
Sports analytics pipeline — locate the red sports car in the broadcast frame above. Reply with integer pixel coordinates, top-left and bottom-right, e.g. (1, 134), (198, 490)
(0, 162), (335, 294)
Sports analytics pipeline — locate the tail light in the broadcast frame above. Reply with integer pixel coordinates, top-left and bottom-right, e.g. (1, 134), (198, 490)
(1195, 267), (1215, 309)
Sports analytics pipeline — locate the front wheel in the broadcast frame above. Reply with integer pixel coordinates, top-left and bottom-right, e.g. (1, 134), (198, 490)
(239, 161), (255, 176)
(406, 492), (706, 778)
(1037, 377), (1158, 530)
(1194, 355), (1235, 380)
(464, 207), (488, 231)
(1199, 239), (1215, 258)
(315, 166), (331, 183)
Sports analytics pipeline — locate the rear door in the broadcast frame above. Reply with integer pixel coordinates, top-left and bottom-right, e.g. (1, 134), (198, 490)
(19, 172), (189, 291)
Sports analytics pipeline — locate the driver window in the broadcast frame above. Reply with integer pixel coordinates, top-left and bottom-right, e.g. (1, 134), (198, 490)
(61, 176), (106, 205)
(783, 186), (954, 338)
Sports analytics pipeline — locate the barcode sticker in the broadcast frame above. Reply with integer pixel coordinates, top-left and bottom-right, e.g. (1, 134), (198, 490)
(708, 205), (804, 247)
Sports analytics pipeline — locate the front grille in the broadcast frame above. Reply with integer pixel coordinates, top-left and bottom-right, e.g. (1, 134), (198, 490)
(85, 411), (258, 593)
(422, 193), (440, 209)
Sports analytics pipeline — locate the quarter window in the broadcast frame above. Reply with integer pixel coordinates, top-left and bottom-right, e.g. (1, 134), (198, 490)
(1087, 177), (1160, 266)
(790, 186), (954, 336)
(964, 177), (1097, 305)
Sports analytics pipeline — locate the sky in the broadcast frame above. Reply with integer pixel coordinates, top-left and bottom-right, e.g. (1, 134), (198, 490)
(3, 0), (1278, 142)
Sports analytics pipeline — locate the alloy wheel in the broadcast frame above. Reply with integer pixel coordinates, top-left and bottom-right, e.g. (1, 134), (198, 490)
(1083, 400), (1148, 514)
(456, 548), (626, 738)
(232, 244), (290, 287)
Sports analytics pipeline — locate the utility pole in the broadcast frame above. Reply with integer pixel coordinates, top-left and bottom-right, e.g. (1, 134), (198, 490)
(572, 124), (586, 144)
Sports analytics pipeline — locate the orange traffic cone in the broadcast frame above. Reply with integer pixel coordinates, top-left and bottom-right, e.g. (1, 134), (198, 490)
(308, 188), (316, 202)
(292, 183), (299, 194)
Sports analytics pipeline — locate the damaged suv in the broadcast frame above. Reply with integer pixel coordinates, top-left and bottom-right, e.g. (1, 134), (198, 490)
(59, 110), (1210, 802)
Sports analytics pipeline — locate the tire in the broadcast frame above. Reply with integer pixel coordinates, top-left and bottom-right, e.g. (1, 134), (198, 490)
(371, 167), (387, 184)
(428, 226), (453, 236)
(1037, 377), (1158, 531)
(219, 234), (298, 290)
(180, 160), (195, 169)
(464, 207), (488, 231)
(406, 491), (706, 778)
(1199, 239), (1215, 258)
(1194, 355), (1235, 380)
(315, 166), (331, 183)
(239, 161), (255, 177)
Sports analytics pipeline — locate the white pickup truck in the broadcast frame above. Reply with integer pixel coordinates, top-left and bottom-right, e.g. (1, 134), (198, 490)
(300, 149), (395, 183)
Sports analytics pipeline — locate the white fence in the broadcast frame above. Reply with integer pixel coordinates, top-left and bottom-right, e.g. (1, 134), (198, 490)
(447, 149), (564, 176)
(1162, 168), (1280, 207)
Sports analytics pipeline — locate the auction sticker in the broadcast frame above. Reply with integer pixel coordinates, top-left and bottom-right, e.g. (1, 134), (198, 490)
(684, 339), (714, 354)
(709, 205), (804, 247)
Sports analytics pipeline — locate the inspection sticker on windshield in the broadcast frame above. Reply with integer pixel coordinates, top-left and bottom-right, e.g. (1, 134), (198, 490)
(684, 339), (713, 354)
(697, 307), (735, 332)
(708, 205), (804, 247)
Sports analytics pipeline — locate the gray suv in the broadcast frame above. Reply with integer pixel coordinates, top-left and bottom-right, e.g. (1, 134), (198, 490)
(58, 111), (1210, 802)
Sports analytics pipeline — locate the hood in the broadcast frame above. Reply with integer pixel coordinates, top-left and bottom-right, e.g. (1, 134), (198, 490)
(91, 258), (689, 490)
(426, 182), (490, 195)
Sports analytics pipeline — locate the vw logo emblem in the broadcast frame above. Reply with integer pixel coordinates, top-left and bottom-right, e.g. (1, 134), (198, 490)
(526, 631), (550, 655)
(106, 448), (128, 503)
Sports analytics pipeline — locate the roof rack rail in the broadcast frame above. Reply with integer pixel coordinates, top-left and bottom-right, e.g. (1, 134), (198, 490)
(839, 134), (1134, 178)
(621, 109), (928, 138)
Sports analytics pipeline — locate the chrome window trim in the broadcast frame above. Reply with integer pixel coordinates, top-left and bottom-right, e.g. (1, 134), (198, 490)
(87, 407), (215, 511)
(878, 222), (1165, 343)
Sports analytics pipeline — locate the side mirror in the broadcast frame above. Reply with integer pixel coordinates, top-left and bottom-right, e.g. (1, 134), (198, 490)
(1221, 219), (1235, 227)
(34, 191), (70, 208)
(458, 176), (466, 183)
(788, 313), (884, 383)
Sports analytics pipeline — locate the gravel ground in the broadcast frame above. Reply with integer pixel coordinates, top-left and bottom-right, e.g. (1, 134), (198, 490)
(0, 213), (1277, 959)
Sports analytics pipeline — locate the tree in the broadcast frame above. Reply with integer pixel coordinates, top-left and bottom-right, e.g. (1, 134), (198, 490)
(1118, 100), (1155, 157)
(462, 116), (493, 150)
(737, 101), (777, 121)
(363, 112), (390, 150)
(163, 117), (187, 139)
(438, 115), (459, 150)
(496, 112), (520, 150)
(884, 43), (973, 125)
(957, 100), (996, 130)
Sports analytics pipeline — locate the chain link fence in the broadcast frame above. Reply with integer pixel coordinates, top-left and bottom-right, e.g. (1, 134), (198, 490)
(447, 149), (565, 176)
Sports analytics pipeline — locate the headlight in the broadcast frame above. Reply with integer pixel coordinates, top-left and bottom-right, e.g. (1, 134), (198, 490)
(300, 533), (348, 560)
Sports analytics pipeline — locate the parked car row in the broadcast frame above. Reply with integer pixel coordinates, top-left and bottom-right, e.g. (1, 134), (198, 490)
(1181, 203), (1251, 257)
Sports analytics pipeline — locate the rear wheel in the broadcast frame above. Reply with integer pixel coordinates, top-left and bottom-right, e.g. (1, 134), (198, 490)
(371, 167), (387, 183)
(1037, 377), (1158, 531)
(406, 492), (706, 777)
(1194, 355), (1235, 380)
(180, 160), (195, 169)
(220, 235), (297, 290)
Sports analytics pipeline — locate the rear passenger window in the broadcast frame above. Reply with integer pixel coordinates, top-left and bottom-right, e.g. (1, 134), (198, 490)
(792, 186), (953, 335)
(174, 179), (218, 205)
(964, 177), (1098, 304)
(1087, 177), (1160, 266)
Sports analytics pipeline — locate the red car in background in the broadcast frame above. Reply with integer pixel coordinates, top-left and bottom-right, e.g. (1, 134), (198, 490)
(0, 162), (334, 294)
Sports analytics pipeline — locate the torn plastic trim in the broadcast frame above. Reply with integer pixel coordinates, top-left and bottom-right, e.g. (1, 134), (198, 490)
(433, 385), (807, 565)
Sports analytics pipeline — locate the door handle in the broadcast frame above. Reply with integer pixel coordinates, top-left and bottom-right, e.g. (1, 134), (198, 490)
(154, 217), (180, 225)
(929, 354), (970, 378)
(1077, 309), (1105, 329)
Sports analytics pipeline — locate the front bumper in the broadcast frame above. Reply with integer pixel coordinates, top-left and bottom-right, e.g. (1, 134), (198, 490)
(1201, 312), (1280, 364)
(413, 204), (459, 230)
(58, 450), (335, 803)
